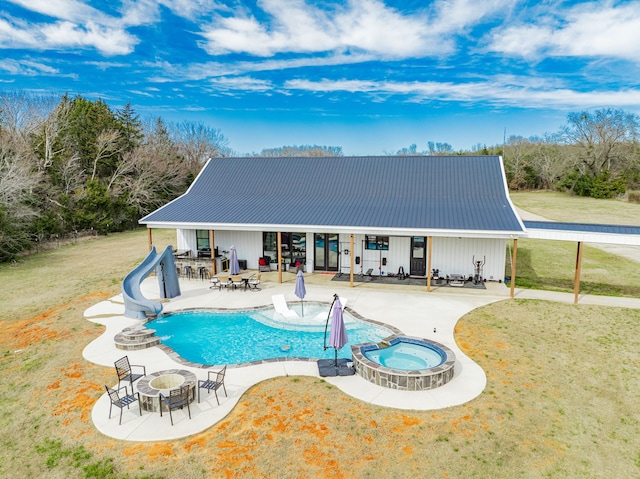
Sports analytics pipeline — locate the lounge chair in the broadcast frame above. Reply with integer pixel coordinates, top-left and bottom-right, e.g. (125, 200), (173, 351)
(114, 356), (146, 390)
(272, 294), (299, 319)
(105, 385), (142, 425)
(159, 385), (191, 426)
(198, 365), (227, 404)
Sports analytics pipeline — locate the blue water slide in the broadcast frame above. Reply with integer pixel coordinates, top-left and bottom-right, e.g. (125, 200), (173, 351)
(122, 245), (181, 319)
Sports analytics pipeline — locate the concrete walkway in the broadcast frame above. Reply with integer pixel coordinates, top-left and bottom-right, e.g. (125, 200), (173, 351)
(85, 272), (640, 442)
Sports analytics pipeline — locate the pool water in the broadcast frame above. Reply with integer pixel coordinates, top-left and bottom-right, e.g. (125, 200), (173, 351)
(364, 342), (444, 370)
(148, 307), (392, 366)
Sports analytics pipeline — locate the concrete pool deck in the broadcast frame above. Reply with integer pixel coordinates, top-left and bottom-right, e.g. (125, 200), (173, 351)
(85, 272), (640, 441)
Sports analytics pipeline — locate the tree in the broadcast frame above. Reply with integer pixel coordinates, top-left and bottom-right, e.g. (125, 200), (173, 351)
(258, 145), (343, 157)
(0, 129), (41, 260)
(563, 109), (639, 177)
(426, 141), (453, 155)
(171, 121), (231, 176)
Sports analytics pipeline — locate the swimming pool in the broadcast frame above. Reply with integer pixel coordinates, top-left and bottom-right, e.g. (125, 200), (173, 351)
(147, 305), (394, 366)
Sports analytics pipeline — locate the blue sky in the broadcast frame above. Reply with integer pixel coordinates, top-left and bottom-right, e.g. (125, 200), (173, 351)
(1, 0), (639, 155)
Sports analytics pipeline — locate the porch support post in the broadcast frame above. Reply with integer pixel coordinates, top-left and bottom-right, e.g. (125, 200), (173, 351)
(426, 236), (433, 292)
(277, 231), (283, 284)
(209, 230), (216, 275)
(574, 241), (583, 304)
(147, 228), (152, 252)
(349, 234), (354, 288)
(510, 238), (518, 298)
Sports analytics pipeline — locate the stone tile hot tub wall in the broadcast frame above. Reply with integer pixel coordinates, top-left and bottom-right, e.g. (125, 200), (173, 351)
(351, 335), (456, 391)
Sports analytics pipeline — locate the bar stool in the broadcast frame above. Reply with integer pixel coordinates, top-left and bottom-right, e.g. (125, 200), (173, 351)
(184, 265), (193, 280)
(198, 267), (210, 280)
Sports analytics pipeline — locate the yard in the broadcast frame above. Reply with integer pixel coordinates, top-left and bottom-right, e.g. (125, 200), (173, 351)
(1, 193), (639, 478)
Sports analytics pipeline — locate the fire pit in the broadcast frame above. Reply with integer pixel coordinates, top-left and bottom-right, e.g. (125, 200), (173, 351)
(136, 369), (197, 412)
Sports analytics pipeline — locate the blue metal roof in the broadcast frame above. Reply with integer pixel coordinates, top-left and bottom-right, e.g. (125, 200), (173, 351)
(524, 220), (640, 236)
(140, 156), (525, 234)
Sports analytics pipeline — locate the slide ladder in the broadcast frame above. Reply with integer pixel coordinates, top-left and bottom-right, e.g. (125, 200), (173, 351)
(122, 245), (181, 319)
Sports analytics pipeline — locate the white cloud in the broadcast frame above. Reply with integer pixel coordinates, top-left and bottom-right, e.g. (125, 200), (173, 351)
(197, 0), (513, 58)
(0, 58), (61, 76)
(2, 1), (139, 55)
(284, 77), (640, 109)
(209, 76), (273, 92)
(486, 2), (640, 62)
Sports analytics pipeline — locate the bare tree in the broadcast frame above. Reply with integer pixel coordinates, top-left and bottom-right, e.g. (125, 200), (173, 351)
(0, 129), (41, 259)
(172, 121), (231, 174)
(563, 109), (639, 177)
(90, 130), (123, 181)
(258, 145), (343, 157)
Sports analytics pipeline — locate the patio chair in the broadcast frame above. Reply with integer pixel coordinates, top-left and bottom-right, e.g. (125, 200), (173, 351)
(258, 256), (271, 272)
(105, 385), (142, 425)
(159, 385), (192, 426)
(247, 273), (261, 291)
(231, 275), (245, 291)
(198, 365), (227, 405)
(114, 356), (146, 390)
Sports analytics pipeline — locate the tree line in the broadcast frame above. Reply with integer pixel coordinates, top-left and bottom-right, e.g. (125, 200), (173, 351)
(395, 109), (640, 198)
(2, 90), (639, 261)
(0, 91), (232, 261)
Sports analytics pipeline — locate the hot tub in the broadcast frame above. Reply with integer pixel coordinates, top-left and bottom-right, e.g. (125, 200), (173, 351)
(351, 335), (456, 391)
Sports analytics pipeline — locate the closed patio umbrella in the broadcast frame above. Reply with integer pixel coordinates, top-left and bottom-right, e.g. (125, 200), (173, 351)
(328, 295), (347, 367)
(294, 269), (306, 316)
(229, 245), (240, 275)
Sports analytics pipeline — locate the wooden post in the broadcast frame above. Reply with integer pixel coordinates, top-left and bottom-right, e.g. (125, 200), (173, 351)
(349, 234), (354, 288)
(574, 241), (583, 304)
(209, 230), (216, 275)
(427, 236), (433, 292)
(147, 228), (152, 252)
(277, 231), (283, 284)
(510, 238), (518, 298)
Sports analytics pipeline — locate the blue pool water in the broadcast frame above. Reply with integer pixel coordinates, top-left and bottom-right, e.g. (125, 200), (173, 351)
(148, 307), (392, 366)
(364, 342), (445, 370)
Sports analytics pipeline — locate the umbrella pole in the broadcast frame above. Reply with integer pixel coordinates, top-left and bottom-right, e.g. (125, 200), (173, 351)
(301, 299), (304, 317)
(334, 347), (338, 367)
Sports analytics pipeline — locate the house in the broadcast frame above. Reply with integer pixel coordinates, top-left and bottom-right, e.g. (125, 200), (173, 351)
(140, 155), (526, 283)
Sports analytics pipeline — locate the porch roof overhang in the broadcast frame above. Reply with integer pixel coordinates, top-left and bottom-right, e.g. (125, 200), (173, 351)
(142, 221), (525, 240)
(524, 221), (640, 246)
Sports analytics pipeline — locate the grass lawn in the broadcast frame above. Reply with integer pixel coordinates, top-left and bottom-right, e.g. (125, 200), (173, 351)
(509, 191), (640, 297)
(1, 195), (640, 478)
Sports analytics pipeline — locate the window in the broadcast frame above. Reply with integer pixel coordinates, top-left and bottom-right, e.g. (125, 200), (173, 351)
(365, 235), (389, 250)
(263, 232), (306, 263)
(196, 230), (210, 257)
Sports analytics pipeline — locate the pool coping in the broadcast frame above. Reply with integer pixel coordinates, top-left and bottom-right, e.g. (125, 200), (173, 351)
(352, 335), (456, 390)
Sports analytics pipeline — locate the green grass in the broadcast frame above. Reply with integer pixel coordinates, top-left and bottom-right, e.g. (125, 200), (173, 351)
(507, 238), (640, 297)
(510, 190), (640, 225)
(508, 191), (640, 297)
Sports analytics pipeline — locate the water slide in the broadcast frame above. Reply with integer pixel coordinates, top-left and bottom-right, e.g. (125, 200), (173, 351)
(122, 245), (181, 319)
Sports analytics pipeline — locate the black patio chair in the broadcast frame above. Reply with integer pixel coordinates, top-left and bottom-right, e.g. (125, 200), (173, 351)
(105, 385), (142, 425)
(114, 356), (146, 390)
(159, 385), (191, 426)
(198, 366), (227, 405)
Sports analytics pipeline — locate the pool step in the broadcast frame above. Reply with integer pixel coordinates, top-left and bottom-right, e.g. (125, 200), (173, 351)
(114, 325), (160, 351)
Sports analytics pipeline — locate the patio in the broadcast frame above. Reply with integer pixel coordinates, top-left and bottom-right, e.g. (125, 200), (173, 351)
(85, 271), (509, 441)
